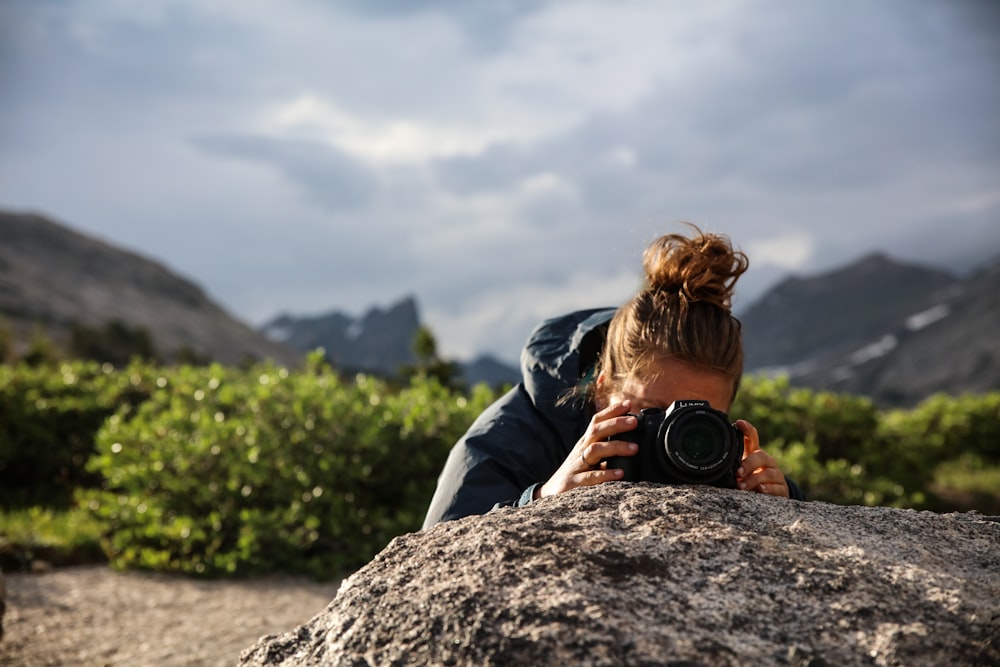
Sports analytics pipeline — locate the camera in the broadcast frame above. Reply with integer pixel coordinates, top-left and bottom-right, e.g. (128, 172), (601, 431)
(605, 400), (743, 488)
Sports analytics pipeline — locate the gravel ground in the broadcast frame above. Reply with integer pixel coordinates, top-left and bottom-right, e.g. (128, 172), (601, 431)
(0, 565), (343, 667)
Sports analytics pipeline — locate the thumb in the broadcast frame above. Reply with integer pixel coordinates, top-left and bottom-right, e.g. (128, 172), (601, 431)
(735, 419), (759, 459)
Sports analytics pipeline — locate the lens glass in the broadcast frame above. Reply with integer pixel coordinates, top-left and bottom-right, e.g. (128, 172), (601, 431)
(674, 418), (724, 465)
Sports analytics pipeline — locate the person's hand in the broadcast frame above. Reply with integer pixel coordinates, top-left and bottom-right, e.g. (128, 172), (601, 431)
(735, 419), (790, 498)
(536, 400), (639, 499)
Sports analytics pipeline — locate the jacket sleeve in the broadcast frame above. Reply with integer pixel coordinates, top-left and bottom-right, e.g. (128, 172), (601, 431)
(422, 385), (570, 529)
(785, 476), (806, 501)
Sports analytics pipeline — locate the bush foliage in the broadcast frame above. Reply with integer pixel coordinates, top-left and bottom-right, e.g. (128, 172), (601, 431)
(1, 358), (998, 579)
(0, 360), (154, 508)
(79, 354), (495, 577)
(734, 376), (1000, 510)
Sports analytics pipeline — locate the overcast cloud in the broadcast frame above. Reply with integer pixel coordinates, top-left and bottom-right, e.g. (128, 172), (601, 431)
(1, 0), (998, 365)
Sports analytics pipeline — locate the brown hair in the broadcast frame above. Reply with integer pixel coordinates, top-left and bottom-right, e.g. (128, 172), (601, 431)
(596, 224), (748, 403)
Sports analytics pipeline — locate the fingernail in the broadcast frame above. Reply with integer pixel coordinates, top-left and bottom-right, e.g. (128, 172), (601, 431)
(738, 482), (747, 490)
(737, 467), (744, 476)
(628, 443), (638, 452)
(613, 469), (624, 477)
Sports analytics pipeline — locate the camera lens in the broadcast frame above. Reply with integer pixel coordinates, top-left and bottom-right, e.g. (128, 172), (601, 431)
(665, 412), (729, 473)
(676, 420), (725, 463)
(645, 401), (742, 487)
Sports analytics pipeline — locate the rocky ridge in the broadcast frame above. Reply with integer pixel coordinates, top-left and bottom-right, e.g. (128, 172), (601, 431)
(740, 252), (1000, 405)
(239, 483), (999, 666)
(0, 210), (300, 366)
(262, 298), (520, 387)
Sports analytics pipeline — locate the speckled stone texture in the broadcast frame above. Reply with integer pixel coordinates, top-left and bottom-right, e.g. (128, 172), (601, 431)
(239, 483), (1000, 666)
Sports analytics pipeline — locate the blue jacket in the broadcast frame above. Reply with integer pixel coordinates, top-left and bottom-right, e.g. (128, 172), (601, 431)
(422, 308), (805, 528)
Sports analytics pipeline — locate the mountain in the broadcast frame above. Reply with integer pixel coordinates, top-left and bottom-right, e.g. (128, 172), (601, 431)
(0, 210), (301, 366)
(459, 354), (520, 388)
(262, 297), (421, 376)
(741, 252), (959, 370)
(15, 207), (988, 403)
(262, 298), (521, 387)
(740, 252), (1000, 406)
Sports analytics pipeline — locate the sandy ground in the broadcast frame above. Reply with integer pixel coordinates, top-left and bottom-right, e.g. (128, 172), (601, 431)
(0, 565), (343, 667)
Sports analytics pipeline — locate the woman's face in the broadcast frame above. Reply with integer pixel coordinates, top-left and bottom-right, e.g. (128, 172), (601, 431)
(597, 357), (735, 413)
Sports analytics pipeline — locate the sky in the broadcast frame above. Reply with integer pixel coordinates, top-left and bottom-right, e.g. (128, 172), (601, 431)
(1, 0), (998, 366)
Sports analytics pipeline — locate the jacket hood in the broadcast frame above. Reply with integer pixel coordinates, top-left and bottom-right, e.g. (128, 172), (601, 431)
(518, 308), (616, 436)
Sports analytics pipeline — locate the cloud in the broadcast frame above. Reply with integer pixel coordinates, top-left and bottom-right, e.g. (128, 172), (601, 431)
(333, 0), (545, 52)
(427, 266), (642, 362)
(1, 0), (998, 367)
(746, 235), (815, 270)
(430, 0), (999, 206)
(263, 94), (520, 165)
(195, 134), (378, 211)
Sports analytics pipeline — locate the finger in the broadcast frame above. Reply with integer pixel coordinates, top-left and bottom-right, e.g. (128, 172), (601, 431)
(573, 468), (625, 487)
(584, 439), (639, 465)
(738, 466), (785, 490)
(738, 449), (778, 477)
(587, 414), (638, 443)
(735, 443), (789, 497)
(735, 419), (760, 458)
(594, 399), (632, 421)
(578, 437), (637, 471)
(738, 465), (789, 499)
(752, 477), (790, 498)
(576, 446), (616, 471)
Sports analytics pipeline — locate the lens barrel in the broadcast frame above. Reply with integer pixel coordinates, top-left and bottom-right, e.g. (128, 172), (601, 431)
(660, 408), (735, 477)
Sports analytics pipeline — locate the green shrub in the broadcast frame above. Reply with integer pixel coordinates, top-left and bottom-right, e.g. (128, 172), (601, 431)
(734, 375), (879, 463)
(876, 392), (1000, 510)
(879, 392), (1000, 462)
(0, 506), (106, 570)
(735, 377), (1000, 509)
(733, 376), (883, 503)
(81, 355), (496, 578)
(0, 360), (154, 508)
(6, 357), (998, 578)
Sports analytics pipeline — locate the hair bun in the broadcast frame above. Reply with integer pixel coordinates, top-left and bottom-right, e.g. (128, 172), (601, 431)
(642, 226), (748, 309)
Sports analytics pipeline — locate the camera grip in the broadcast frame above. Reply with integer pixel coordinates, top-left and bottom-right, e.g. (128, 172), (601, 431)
(605, 453), (641, 482)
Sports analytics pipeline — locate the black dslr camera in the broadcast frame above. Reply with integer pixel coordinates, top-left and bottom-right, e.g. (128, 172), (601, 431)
(606, 400), (743, 489)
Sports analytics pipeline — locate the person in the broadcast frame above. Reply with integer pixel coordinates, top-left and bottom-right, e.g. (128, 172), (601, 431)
(423, 226), (804, 528)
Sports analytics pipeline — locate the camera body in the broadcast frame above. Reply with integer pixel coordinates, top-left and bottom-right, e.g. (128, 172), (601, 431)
(606, 400), (743, 489)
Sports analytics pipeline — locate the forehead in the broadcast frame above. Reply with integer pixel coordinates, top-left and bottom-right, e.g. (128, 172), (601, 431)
(617, 358), (734, 412)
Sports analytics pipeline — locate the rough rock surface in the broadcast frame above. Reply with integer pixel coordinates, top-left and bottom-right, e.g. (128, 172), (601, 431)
(239, 484), (1000, 666)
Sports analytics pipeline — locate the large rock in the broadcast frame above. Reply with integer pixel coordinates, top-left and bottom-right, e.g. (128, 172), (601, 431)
(239, 484), (1000, 666)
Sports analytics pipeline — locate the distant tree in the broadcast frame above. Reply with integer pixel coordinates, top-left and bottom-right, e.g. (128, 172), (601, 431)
(305, 348), (335, 373)
(0, 318), (12, 363)
(69, 320), (160, 367)
(239, 353), (262, 370)
(413, 325), (439, 365)
(23, 326), (60, 367)
(403, 325), (464, 391)
(174, 345), (212, 366)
